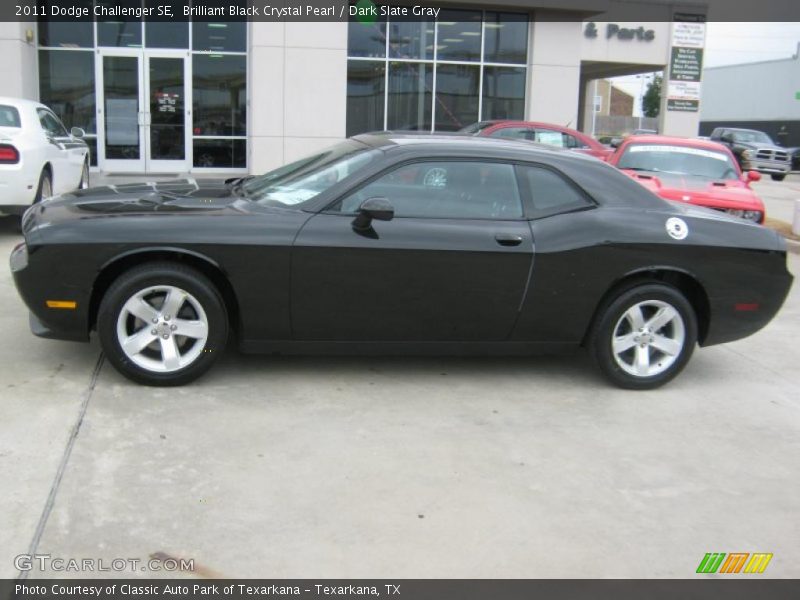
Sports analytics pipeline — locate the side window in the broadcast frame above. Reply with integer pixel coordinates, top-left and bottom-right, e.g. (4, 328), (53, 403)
(488, 127), (532, 141)
(330, 161), (523, 220)
(37, 109), (68, 138)
(563, 134), (587, 149)
(520, 165), (594, 218)
(534, 129), (565, 148)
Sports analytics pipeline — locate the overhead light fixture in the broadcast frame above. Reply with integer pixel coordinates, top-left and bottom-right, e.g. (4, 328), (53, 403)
(462, 32), (480, 36)
(484, 23), (504, 29)
(208, 23), (228, 28)
(442, 38), (463, 43)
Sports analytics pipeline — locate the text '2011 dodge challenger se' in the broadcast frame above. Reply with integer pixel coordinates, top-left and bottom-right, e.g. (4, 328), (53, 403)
(9, 135), (794, 388)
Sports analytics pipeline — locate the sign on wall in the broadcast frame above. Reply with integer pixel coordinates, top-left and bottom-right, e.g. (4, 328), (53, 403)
(667, 22), (705, 112)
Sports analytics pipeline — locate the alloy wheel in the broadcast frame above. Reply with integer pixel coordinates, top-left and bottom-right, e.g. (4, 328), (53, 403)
(611, 300), (686, 378)
(115, 285), (209, 373)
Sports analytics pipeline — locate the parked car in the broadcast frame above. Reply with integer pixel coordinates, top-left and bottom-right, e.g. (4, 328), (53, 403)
(11, 135), (792, 389)
(607, 135), (767, 223)
(0, 97), (90, 219)
(709, 127), (791, 181)
(461, 120), (612, 160)
(788, 147), (800, 171)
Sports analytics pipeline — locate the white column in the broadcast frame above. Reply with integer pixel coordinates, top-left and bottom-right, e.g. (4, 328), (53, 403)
(525, 20), (582, 128)
(0, 22), (38, 100)
(248, 21), (348, 175)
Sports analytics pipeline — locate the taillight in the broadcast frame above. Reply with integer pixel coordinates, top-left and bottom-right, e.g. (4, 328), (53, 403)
(0, 144), (19, 164)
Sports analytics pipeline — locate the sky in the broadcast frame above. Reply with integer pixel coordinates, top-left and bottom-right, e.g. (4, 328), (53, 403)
(611, 22), (800, 116)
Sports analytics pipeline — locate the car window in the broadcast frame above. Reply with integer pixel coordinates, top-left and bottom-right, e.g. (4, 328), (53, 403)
(617, 143), (740, 180)
(489, 127), (532, 141)
(520, 165), (594, 218)
(533, 129), (565, 148)
(37, 108), (69, 138)
(0, 105), (21, 127)
(330, 161), (524, 220)
(563, 134), (587, 149)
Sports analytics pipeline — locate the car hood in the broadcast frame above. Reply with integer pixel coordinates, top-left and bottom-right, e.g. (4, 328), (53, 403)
(621, 171), (764, 211)
(733, 141), (782, 151)
(43, 178), (241, 213)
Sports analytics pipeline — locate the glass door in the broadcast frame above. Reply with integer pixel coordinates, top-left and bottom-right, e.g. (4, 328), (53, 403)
(97, 50), (189, 173)
(145, 53), (189, 172)
(97, 50), (145, 172)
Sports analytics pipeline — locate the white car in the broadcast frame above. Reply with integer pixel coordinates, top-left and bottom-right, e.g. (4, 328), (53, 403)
(0, 96), (90, 217)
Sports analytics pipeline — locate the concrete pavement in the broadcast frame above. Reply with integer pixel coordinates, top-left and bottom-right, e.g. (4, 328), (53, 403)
(0, 205), (798, 579)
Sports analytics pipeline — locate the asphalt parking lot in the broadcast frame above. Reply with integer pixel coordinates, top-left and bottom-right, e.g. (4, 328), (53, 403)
(1, 176), (799, 579)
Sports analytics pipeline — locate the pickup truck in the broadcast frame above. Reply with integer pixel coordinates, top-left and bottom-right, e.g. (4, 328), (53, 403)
(709, 127), (792, 181)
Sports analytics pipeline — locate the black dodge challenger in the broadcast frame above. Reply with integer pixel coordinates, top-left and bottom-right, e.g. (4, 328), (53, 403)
(9, 134), (793, 388)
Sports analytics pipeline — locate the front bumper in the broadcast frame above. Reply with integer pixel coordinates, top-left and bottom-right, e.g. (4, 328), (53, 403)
(741, 159), (791, 175)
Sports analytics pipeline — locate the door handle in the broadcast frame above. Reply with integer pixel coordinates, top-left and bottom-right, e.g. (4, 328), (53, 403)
(494, 233), (523, 247)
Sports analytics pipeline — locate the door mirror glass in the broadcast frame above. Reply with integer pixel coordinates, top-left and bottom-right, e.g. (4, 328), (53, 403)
(352, 197), (395, 231)
(70, 127), (86, 138)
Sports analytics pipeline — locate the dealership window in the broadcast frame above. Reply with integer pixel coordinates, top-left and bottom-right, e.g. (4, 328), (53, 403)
(37, 4), (248, 171)
(39, 49), (98, 165)
(346, 9), (528, 136)
(192, 53), (247, 168)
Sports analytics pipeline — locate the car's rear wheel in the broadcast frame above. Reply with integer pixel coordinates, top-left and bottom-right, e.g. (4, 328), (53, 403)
(590, 283), (697, 390)
(35, 168), (53, 203)
(770, 174), (786, 182)
(98, 262), (228, 386)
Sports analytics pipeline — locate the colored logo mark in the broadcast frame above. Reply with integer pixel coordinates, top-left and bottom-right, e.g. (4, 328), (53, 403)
(354, 0), (378, 25)
(696, 552), (773, 574)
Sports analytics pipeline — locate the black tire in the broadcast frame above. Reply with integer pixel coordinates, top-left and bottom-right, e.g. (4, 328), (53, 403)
(34, 168), (53, 203)
(770, 174), (786, 182)
(98, 262), (228, 386)
(589, 283), (698, 390)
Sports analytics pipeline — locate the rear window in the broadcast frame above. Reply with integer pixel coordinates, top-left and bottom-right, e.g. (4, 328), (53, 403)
(0, 105), (21, 128)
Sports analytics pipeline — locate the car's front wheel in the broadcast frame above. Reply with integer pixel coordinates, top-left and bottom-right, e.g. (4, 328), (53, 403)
(98, 262), (228, 386)
(771, 174), (786, 182)
(590, 283), (698, 390)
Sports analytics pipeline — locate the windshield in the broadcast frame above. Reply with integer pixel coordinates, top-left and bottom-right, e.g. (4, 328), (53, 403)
(241, 141), (380, 205)
(617, 144), (740, 180)
(731, 130), (773, 144)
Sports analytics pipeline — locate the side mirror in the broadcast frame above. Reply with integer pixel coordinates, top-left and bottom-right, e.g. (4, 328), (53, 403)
(352, 197), (394, 231)
(746, 170), (761, 182)
(610, 138), (621, 149)
(70, 127), (85, 138)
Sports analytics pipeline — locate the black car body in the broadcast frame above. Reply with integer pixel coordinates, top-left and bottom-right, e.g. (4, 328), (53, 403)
(10, 134), (794, 388)
(709, 127), (792, 180)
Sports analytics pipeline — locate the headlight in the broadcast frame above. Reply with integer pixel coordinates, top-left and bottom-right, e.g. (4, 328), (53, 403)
(725, 209), (762, 222)
(742, 149), (754, 159)
(9, 241), (28, 272)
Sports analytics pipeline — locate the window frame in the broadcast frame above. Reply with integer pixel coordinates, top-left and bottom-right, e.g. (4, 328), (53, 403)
(346, 9), (529, 135)
(323, 157), (527, 221)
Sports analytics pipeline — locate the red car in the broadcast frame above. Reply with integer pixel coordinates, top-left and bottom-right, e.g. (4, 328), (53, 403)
(607, 135), (766, 224)
(461, 120), (613, 160)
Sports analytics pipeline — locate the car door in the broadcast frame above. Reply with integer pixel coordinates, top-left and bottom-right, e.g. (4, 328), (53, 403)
(36, 108), (84, 194)
(291, 159), (534, 342)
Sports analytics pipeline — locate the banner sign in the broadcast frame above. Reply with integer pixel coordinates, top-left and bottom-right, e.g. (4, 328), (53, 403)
(667, 22), (705, 112)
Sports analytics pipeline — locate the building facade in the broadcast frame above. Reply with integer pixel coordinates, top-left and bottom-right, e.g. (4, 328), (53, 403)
(700, 44), (800, 147)
(0, 0), (708, 176)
